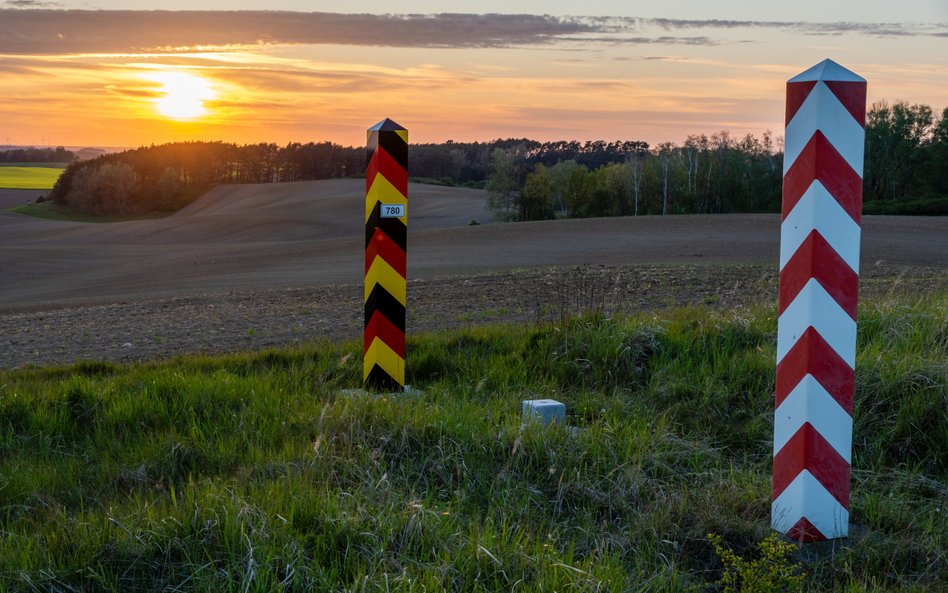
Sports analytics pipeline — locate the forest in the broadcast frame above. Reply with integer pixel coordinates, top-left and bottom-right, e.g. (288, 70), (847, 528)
(45, 101), (947, 217)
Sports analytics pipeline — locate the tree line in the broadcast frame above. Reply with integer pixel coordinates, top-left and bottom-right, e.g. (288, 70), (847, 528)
(46, 100), (946, 217)
(484, 101), (948, 221)
(0, 146), (76, 163)
(49, 141), (363, 215)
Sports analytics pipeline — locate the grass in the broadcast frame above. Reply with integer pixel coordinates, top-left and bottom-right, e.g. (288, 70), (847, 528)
(9, 202), (168, 223)
(0, 164), (65, 190)
(0, 295), (944, 591)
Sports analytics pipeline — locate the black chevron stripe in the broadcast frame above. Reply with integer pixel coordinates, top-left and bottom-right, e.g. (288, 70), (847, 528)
(365, 364), (402, 392)
(364, 284), (406, 332)
(378, 131), (408, 170)
(365, 203), (408, 250)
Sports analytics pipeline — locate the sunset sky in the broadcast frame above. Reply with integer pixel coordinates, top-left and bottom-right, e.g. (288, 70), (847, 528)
(1, 1), (946, 149)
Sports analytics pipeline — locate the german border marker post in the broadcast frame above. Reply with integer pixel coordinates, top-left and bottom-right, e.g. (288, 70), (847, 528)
(773, 59), (866, 542)
(364, 118), (408, 392)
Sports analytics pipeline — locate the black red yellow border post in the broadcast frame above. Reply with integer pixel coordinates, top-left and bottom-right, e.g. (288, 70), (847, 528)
(364, 118), (408, 391)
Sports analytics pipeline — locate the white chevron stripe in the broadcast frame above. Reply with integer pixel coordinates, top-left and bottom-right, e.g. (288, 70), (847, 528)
(772, 470), (849, 539)
(777, 279), (857, 366)
(780, 180), (861, 273)
(774, 375), (853, 462)
(784, 81), (865, 176)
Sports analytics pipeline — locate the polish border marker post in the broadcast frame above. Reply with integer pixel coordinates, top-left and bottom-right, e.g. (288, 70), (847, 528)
(364, 118), (408, 392)
(773, 59), (866, 542)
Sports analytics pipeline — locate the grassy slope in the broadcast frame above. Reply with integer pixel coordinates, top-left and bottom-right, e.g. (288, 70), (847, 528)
(0, 165), (64, 190)
(8, 202), (168, 223)
(0, 296), (944, 592)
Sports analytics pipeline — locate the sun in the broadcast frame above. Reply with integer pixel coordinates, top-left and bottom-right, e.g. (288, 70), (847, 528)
(151, 72), (217, 120)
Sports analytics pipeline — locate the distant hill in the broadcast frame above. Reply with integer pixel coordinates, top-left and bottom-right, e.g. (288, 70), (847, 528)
(74, 147), (107, 160)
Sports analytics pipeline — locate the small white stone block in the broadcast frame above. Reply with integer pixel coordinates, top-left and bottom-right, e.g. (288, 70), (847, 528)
(522, 399), (566, 426)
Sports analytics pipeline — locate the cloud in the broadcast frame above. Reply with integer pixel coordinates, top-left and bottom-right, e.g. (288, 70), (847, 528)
(559, 35), (718, 46)
(3, 0), (60, 7)
(0, 10), (943, 56)
(0, 10), (594, 54)
(641, 17), (945, 37)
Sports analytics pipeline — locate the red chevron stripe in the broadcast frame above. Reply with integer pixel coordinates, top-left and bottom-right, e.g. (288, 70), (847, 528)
(366, 144), (408, 195)
(776, 327), (853, 413)
(364, 310), (406, 357)
(824, 81), (867, 127)
(787, 517), (827, 543)
(773, 423), (850, 508)
(365, 228), (407, 277)
(786, 80), (817, 126)
(779, 231), (858, 319)
(782, 131), (862, 224)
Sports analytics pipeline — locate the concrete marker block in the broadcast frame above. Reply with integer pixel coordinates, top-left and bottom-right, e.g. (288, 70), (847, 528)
(522, 399), (566, 426)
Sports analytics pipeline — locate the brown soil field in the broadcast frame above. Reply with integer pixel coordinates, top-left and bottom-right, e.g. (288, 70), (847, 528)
(1, 179), (945, 369)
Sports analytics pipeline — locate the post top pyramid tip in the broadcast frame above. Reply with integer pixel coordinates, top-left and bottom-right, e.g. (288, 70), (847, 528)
(369, 118), (407, 132)
(788, 59), (865, 84)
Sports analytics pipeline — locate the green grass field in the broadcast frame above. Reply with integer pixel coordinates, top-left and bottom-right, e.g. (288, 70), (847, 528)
(0, 163), (66, 190)
(0, 297), (944, 591)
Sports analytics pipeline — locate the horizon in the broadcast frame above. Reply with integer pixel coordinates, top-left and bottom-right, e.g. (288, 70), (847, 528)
(1, 2), (946, 148)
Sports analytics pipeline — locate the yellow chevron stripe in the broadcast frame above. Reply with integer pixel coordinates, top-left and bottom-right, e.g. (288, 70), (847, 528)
(365, 173), (408, 223)
(395, 129), (408, 143)
(364, 256), (406, 305)
(364, 337), (405, 384)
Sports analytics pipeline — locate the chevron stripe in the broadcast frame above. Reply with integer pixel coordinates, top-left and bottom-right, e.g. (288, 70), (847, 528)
(365, 204), (407, 251)
(366, 144), (408, 196)
(366, 173), (409, 223)
(779, 231), (858, 320)
(364, 337), (405, 384)
(365, 310), (406, 358)
(366, 228), (407, 277)
(773, 423), (850, 507)
(364, 284), (405, 332)
(772, 470), (849, 541)
(774, 375), (852, 462)
(784, 81), (865, 175)
(776, 327), (853, 412)
(779, 180), (861, 273)
(782, 131), (863, 224)
(824, 81), (867, 126)
(364, 256), (406, 306)
(378, 130), (408, 169)
(786, 517), (827, 543)
(365, 364), (403, 392)
(785, 81), (817, 126)
(777, 279), (857, 366)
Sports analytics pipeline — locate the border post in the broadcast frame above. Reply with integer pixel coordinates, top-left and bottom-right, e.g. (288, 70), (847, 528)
(364, 118), (408, 392)
(773, 59), (866, 542)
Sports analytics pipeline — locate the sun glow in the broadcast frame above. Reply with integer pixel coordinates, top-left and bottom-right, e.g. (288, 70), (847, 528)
(151, 72), (217, 120)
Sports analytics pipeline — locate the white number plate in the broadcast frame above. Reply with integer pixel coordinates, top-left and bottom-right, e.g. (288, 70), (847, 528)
(380, 204), (406, 218)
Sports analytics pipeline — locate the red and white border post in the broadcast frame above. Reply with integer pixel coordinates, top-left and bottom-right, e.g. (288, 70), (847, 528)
(773, 59), (866, 542)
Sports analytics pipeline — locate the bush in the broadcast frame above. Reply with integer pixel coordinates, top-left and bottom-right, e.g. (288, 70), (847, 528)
(863, 196), (948, 216)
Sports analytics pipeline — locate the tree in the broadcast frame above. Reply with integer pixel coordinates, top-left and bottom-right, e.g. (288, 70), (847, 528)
(628, 153), (643, 216)
(548, 160), (580, 216)
(926, 107), (948, 195)
(65, 162), (140, 215)
(157, 167), (183, 210)
(595, 162), (633, 217)
(521, 164), (555, 220)
(485, 147), (524, 221)
(654, 142), (677, 215)
(865, 101), (935, 201)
